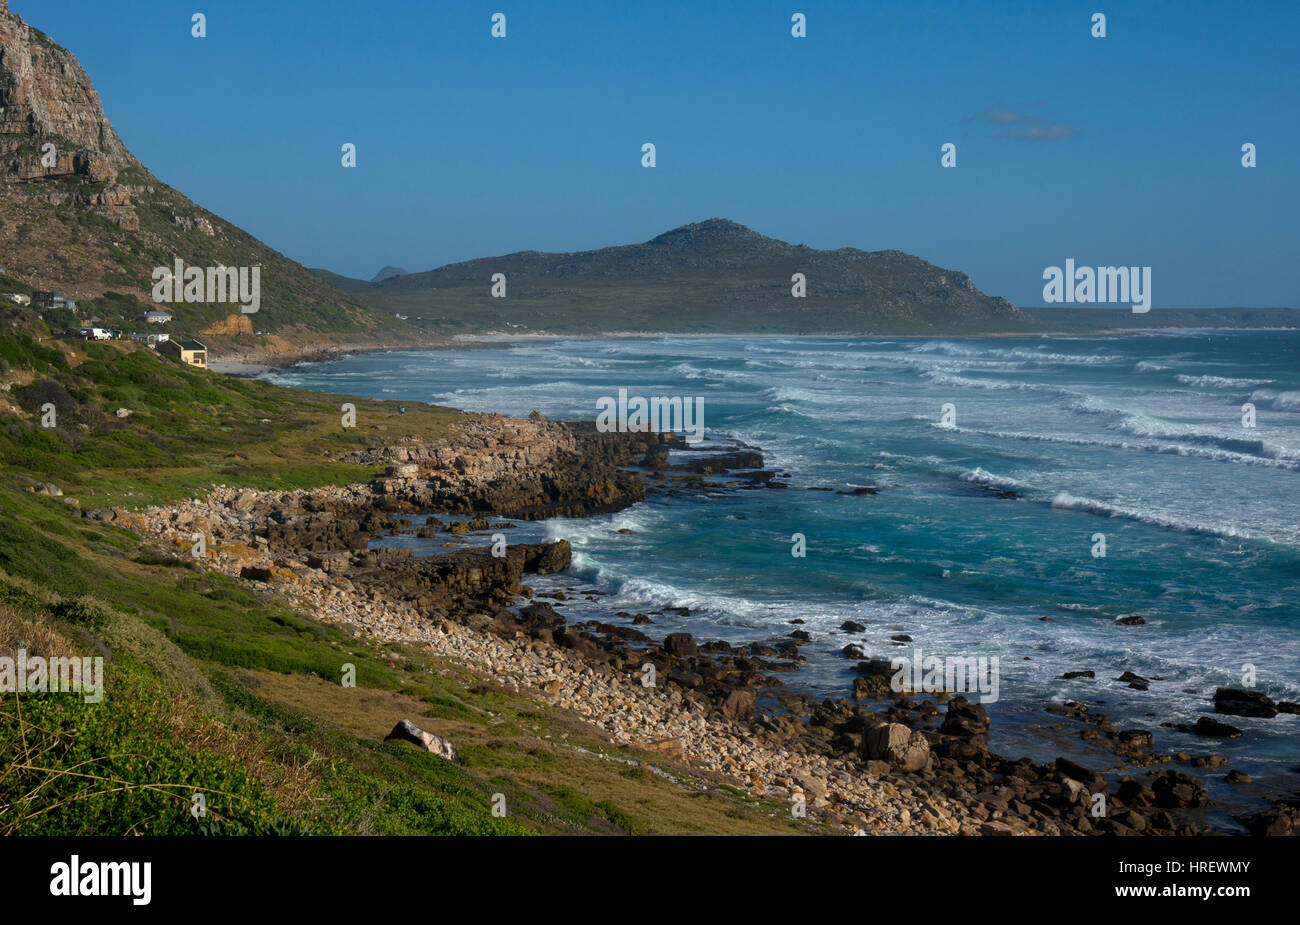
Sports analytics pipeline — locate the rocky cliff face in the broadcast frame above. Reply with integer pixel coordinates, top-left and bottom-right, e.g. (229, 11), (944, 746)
(0, 2), (388, 336)
(0, 1), (139, 227)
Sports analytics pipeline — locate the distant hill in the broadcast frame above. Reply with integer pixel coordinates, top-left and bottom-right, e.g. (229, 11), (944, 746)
(317, 218), (1032, 335)
(0, 2), (404, 343)
(371, 266), (408, 283)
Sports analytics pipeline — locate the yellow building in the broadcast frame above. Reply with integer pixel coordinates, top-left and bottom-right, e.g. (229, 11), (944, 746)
(158, 338), (207, 367)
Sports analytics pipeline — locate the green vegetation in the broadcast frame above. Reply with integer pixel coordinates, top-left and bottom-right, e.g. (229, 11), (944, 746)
(0, 331), (819, 836)
(328, 218), (1035, 336)
(0, 331), (456, 504)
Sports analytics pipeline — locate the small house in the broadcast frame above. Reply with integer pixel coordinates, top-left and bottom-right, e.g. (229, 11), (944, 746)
(128, 331), (170, 348)
(6, 293), (30, 306)
(144, 310), (173, 324)
(33, 292), (76, 310)
(159, 338), (207, 367)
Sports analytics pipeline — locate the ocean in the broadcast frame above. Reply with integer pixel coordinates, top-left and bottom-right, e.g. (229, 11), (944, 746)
(264, 330), (1300, 816)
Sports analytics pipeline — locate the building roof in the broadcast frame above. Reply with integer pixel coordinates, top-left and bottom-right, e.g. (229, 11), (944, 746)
(176, 340), (206, 351)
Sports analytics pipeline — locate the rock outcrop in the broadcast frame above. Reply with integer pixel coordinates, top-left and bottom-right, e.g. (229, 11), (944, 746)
(0, 2), (382, 332)
(0, 3), (139, 227)
(385, 720), (457, 761)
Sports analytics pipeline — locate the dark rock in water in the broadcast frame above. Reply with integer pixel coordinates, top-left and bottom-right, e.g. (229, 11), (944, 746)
(1114, 614), (1146, 626)
(788, 618), (805, 624)
(854, 658), (896, 678)
(1190, 753), (1228, 769)
(1116, 729), (1154, 749)
(890, 634), (912, 642)
(673, 449), (764, 474)
(1193, 716), (1243, 738)
(632, 614), (653, 625)
(1062, 670), (1095, 679)
(662, 632), (698, 656)
(528, 539), (572, 574)
(840, 620), (866, 633)
(789, 630), (812, 643)
(1225, 769), (1251, 785)
(852, 659), (896, 696)
(1214, 687), (1278, 718)
(1117, 778), (1156, 807)
(385, 720), (457, 761)
(841, 643), (866, 660)
(1055, 757), (1104, 790)
(837, 486), (879, 495)
(1278, 701), (1300, 714)
(941, 697), (990, 737)
(1117, 671), (1149, 691)
(1151, 770), (1209, 808)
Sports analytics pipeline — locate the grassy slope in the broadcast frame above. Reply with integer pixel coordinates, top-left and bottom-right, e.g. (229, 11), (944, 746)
(0, 329), (820, 835)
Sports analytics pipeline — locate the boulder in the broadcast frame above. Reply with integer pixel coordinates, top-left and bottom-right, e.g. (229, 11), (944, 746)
(863, 722), (931, 772)
(941, 696), (990, 737)
(718, 687), (757, 721)
(1151, 770), (1209, 808)
(1116, 729), (1154, 749)
(1193, 716), (1243, 738)
(662, 632), (698, 656)
(1055, 757), (1105, 791)
(384, 719), (457, 761)
(1213, 687), (1278, 719)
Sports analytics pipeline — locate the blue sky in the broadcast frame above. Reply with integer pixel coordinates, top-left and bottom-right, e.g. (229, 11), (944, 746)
(14, 0), (1299, 307)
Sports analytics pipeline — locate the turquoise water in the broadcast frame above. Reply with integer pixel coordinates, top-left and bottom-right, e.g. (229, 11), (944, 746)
(267, 331), (1300, 805)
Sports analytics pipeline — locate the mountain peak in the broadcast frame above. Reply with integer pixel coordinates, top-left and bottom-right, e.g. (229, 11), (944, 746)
(647, 218), (767, 247)
(0, 9), (383, 336)
(0, 5), (137, 175)
(371, 266), (408, 283)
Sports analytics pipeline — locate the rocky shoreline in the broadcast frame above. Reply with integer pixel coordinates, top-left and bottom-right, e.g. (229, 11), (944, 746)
(104, 412), (1293, 836)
